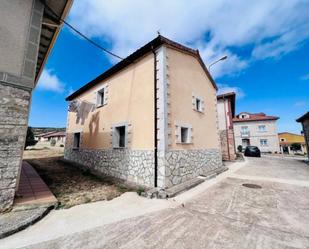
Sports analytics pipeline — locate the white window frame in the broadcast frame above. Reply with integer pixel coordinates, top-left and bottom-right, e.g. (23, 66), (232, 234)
(280, 138), (286, 142)
(258, 125), (266, 132)
(260, 139), (268, 147)
(73, 132), (81, 149)
(192, 93), (205, 113)
(175, 122), (193, 144)
(112, 123), (129, 149)
(95, 84), (108, 108)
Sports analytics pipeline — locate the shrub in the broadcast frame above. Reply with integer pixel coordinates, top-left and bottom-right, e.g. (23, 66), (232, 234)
(136, 186), (145, 196)
(237, 145), (243, 152)
(25, 127), (38, 149)
(50, 139), (56, 147)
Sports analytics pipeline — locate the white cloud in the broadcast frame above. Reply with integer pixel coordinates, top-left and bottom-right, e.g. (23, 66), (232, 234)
(68, 0), (309, 78)
(37, 69), (64, 93)
(294, 101), (306, 107)
(300, 74), (309, 80)
(217, 83), (245, 99)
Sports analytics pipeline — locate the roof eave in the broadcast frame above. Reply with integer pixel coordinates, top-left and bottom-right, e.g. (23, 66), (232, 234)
(34, 0), (73, 85)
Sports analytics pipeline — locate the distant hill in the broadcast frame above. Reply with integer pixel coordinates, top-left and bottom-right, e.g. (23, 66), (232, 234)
(31, 127), (66, 136)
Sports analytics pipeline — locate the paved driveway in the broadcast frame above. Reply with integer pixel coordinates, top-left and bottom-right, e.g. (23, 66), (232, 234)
(3, 157), (309, 249)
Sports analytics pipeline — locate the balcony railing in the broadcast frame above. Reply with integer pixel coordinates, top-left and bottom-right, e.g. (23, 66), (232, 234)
(240, 131), (250, 138)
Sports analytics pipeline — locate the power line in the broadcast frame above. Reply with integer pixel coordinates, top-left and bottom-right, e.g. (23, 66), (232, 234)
(41, 1), (124, 60)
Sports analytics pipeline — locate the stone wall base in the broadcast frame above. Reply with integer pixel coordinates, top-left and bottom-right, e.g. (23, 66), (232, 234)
(164, 149), (223, 187)
(64, 148), (155, 187)
(0, 83), (31, 212)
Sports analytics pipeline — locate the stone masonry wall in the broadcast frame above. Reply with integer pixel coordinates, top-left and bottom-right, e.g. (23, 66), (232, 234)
(163, 149), (223, 187)
(0, 83), (31, 212)
(64, 148), (155, 187)
(219, 129), (236, 161)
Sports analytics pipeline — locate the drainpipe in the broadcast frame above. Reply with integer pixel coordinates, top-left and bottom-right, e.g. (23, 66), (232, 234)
(223, 96), (231, 160)
(151, 47), (158, 187)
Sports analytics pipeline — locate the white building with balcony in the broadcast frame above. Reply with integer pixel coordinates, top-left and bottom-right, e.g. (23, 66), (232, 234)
(233, 112), (280, 153)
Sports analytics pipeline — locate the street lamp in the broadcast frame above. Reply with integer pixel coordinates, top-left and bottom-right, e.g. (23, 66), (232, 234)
(208, 55), (228, 70)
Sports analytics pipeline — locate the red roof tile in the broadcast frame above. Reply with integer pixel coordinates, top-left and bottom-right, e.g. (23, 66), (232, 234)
(233, 112), (279, 122)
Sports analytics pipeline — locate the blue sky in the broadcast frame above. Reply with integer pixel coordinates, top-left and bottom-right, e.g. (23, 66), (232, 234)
(30, 0), (309, 133)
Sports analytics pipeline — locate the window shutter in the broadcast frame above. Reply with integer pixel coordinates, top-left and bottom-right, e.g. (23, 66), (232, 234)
(112, 127), (119, 148)
(104, 85), (108, 105)
(201, 99), (205, 112)
(189, 127), (193, 143)
(95, 91), (100, 107)
(175, 125), (181, 143)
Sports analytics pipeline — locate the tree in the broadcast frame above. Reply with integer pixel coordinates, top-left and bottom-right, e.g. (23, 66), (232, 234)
(25, 126), (37, 149)
(237, 145), (243, 152)
(290, 143), (301, 152)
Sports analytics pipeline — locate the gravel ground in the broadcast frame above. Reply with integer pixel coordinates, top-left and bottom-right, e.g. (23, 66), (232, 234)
(24, 151), (138, 209)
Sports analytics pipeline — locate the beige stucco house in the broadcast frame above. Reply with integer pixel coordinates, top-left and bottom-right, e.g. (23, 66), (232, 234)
(64, 35), (223, 189)
(233, 112), (280, 153)
(217, 92), (236, 160)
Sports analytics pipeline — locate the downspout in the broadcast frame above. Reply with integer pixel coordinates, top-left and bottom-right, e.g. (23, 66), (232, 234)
(223, 96), (231, 160)
(151, 47), (158, 187)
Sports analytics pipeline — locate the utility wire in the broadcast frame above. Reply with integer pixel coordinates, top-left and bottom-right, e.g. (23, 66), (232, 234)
(41, 1), (124, 60)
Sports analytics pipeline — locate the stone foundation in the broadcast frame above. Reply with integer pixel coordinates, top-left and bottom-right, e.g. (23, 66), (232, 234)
(65, 148), (222, 189)
(64, 148), (155, 187)
(0, 83), (31, 212)
(163, 149), (223, 187)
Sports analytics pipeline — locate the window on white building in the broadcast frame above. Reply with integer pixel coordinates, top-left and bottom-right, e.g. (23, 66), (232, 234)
(258, 125), (266, 132)
(260, 139), (268, 146)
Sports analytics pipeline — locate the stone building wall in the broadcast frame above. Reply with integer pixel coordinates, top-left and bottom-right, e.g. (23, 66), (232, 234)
(302, 119), (309, 160)
(0, 83), (31, 211)
(163, 149), (222, 187)
(219, 129), (236, 161)
(64, 148), (155, 187)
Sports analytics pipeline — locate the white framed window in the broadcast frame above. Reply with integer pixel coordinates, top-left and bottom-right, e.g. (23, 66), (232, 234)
(112, 123), (128, 148)
(73, 132), (81, 149)
(260, 139), (268, 146)
(175, 122), (193, 144)
(96, 88), (105, 107)
(258, 125), (266, 132)
(241, 126), (248, 131)
(280, 138), (286, 142)
(192, 93), (204, 113)
(181, 127), (189, 143)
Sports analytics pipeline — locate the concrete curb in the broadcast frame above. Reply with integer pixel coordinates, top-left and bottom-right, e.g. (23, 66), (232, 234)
(0, 206), (54, 239)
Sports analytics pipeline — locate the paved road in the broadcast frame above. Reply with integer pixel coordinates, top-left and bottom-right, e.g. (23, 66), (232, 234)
(4, 157), (309, 249)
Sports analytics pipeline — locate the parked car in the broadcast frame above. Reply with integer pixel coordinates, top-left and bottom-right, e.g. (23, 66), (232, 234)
(244, 146), (261, 157)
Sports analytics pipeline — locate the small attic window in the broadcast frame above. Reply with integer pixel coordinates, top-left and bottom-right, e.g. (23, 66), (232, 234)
(96, 88), (105, 107)
(196, 98), (202, 112)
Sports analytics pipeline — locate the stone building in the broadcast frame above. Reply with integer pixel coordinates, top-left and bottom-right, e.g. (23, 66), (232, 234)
(233, 112), (280, 153)
(217, 92), (236, 161)
(65, 35), (223, 189)
(0, 0), (72, 212)
(297, 112), (309, 160)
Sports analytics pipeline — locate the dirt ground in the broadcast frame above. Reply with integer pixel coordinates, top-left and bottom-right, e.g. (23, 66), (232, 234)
(23, 147), (64, 159)
(23, 148), (139, 209)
